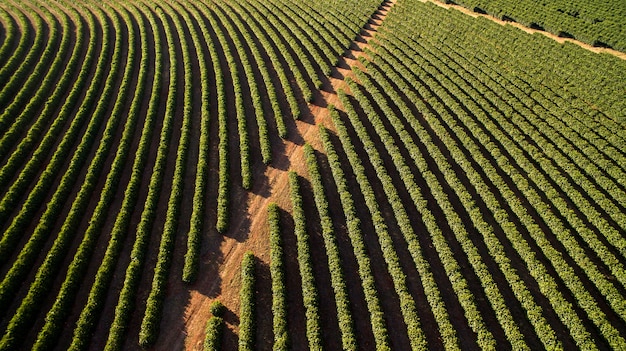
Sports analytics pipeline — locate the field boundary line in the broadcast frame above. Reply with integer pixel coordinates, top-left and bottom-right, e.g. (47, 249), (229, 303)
(419, 0), (626, 60)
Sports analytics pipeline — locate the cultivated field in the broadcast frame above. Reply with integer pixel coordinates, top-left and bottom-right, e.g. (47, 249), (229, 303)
(0, 0), (625, 350)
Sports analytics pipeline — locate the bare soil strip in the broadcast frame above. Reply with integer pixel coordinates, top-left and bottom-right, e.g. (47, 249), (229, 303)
(420, 0), (626, 60)
(175, 1), (397, 349)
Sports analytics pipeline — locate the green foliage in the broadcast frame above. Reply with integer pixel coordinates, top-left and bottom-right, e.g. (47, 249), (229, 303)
(68, 4), (164, 349)
(104, 6), (180, 350)
(250, 0), (322, 100)
(0, 7), (50, 128)
(417, 2), (626, 121)
(0, 6), (122, 350)
(326, 93), (461, 350)
(0, 0), (390, 349)
(440, 0), (626, 51)
(328, 95), (431, 350)
(33, 5), (150, 349)
(268, 203), (289, 350)
(288, 172), (323, 350)
(319, 125), (391, 351)
(366, 1), (626, 348)
(0, 8), (84, 190)
(182, 0), (214, 283)
(0, 9), (18, 65)
(213, 2), (230, 234)
(210, 300), (226, 318)
(303, 143), (357, 351)
(139, 2), (193, 347)
(204, 7), (251, 190)
(0, 10), (31, 97)
(0, 7), (112, 260)
(205, 300), (226, 351)
(239, 252), (256, 351)
(4, 6), (145, 351)
(213, 1), (271, 164)
(230, 0), (301, 120)
(362, 47), (545, 350)
(204, 316), (225, 351)
(0, 8), (71, 162)
(2, 0), (624, 349)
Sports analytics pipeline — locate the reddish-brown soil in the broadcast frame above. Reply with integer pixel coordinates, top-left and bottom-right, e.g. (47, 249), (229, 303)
(420, 0), (626, 60)
(5, 0), (622, 349)
(167, 1), (398, 350)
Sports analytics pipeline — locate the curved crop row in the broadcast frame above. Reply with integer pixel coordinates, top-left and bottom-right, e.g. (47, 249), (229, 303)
(245, 0), (318, 103)
(0, 7), (71, 162)
(0, 4), (119, 314)
(318, 124), (391, 351)
(138, 1), (192, 346)
(0, 5), (112, 259)
(202, 2), (230, 234)
(0, 8), (20, 71)
(288, 171), (323, 349)
(212, 1), (271, 164)
(0, 0), (394, 349)
(217, 1), (286, 138)
(303, 144), (356, 350)
(0, 4), (47, 121)
(205, 5), (251, 191)
(0, 3), (136, 350)
(268, 202), (288, 350)
(32, 2), (150, 349)
(0, 6), (87, 188)
(375, 17), (626, 346)
(229, 0), (301, 119)
(239, 252), (256, 351)
(367, 47), (562, 349)
(68, 3), (164, 349)
(181, 0), (212, 283)
(102, 4), (179, 349)
(252, 0), (326, 90)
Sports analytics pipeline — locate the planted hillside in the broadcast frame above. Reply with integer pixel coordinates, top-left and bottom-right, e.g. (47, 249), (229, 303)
(438, 0), (626, 51)
(0, 0), (624, 349)
(310, 0), (626, 348)
(0, 0), (382, 349)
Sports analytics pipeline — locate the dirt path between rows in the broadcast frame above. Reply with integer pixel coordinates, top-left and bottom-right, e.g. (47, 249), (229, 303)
(178, 0), (625, 347)
(177, 1), (396, 350)
(420, 0), (626, 60)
